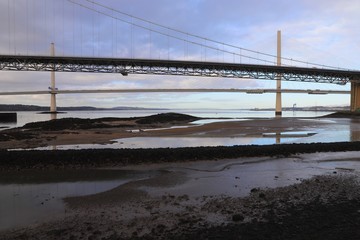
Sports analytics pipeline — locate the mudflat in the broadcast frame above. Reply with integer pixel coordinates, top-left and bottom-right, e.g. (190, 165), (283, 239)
(1, 112), (360, 239)
(1, 169), (360, 240)
(0, 112), (329, 149)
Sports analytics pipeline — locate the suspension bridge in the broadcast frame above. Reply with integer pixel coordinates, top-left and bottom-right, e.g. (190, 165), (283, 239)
(1, 0), (360, 114)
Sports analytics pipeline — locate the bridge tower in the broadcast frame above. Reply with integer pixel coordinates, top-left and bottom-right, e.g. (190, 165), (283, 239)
(50, 43), (57, 113)
(350, 81), (360, 111)
(275, 30), (282, 117)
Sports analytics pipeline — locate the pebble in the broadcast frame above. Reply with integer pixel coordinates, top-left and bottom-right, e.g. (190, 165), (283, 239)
(232, 214), (244, 222)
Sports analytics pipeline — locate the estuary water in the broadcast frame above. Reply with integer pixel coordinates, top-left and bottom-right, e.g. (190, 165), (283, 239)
(1, 109), (345, 149)
(3, 109), (360, 149)
(0, 109), (329, 129)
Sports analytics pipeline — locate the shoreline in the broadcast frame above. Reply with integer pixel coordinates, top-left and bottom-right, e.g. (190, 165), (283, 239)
(2, 141), (360, 170)
(0, 113), (337, 150)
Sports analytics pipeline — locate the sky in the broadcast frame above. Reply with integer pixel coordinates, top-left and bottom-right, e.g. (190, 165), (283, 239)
(0, 0), (359, 109)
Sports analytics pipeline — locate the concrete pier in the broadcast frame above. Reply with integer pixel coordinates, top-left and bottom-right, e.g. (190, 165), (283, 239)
(351, 81), (360, 112)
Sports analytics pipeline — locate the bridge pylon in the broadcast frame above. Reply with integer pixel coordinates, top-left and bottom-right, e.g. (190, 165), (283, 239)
(350, 81), (360, 112)
(50, 43), (57, 113)
(275, 30), (282, 117)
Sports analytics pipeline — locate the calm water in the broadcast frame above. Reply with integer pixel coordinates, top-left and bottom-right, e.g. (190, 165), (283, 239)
(0, 109), (330, 129)
(0, 169), (156, 231)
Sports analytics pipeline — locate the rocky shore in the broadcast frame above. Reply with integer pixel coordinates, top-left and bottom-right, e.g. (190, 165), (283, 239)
(2, 174), (360, 240)
(1, 141), (360, 170)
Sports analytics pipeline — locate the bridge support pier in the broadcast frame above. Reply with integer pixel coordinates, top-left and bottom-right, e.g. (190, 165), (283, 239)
(275, 30), (282, 117)
(50, 43), (57, 113)
(350, 81), (360, 112)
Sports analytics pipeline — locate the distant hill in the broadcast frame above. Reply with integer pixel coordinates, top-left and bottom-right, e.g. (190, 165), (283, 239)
(0, 104), (168, 112)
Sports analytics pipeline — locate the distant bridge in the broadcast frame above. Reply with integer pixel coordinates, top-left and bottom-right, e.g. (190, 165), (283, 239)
(0, 88), (350, 96)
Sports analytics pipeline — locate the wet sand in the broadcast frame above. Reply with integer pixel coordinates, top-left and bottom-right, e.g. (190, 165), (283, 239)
(0, 117), (329, 149)
(1, 156), (360, 239)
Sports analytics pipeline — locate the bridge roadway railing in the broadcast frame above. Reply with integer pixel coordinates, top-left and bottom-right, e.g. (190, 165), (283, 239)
(0, 55), (360, 85)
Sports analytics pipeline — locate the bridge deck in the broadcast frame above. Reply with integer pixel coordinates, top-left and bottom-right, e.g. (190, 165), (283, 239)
(0, 55), (359, 84)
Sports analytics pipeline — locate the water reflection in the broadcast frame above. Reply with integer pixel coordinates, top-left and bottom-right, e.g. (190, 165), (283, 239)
(50, 113), (57, 121)
(6, 115), (360, 150)
(349, 119), (360, 142)
(276, 132), (280, 144)
(31, 131), (314, 150)
(0, 110), (331, 129)
(141, 152), (360, 198)
(0, 169), (155, 230)
(292, 118), (360, 144)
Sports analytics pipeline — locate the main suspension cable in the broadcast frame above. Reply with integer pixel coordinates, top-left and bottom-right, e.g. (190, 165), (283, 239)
(67, 0), (351, 70)
(81, 0), (350, 70)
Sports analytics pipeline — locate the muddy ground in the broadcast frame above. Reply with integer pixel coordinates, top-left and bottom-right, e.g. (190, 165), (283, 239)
(1, 174), (360, 240)
(1, 112), (360, 239)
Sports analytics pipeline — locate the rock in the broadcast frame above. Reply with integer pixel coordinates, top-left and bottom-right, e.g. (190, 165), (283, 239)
(232, 214), (244, 222)
(259, 192), (266, 199)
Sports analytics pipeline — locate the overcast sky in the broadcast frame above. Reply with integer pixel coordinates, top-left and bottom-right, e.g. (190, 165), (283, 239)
(0, 0), (359, 109)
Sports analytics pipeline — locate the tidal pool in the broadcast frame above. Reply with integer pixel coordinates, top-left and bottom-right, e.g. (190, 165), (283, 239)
(0, 169), (156, 231)
(28, 131), (315, 150)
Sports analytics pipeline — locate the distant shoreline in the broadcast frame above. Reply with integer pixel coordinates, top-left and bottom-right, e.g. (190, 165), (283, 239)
(250, 106), (349, 112)
(0, 104), (168, 112)
(0, 103), (350, 112)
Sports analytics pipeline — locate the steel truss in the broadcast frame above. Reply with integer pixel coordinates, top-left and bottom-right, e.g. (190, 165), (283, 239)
(0, 55), (359, 85)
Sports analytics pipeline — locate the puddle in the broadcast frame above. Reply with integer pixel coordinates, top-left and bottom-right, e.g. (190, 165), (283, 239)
(20, 130), (316, 150)
(125, 118), (248, 133)
(262, 131), (316, 137)
(192, 118), (249, 124)
(138, 153), (360, 198)
(0, 169), (156, 231)
(126, 124), (198, 133)
(139, 157), (323, 197)
(25, 136), (303, 150)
